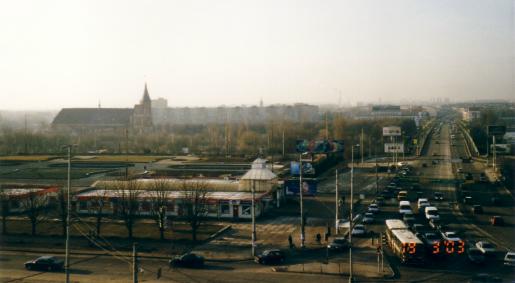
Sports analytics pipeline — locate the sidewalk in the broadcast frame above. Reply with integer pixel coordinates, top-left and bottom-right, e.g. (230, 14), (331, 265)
(275, 248), (394, 280)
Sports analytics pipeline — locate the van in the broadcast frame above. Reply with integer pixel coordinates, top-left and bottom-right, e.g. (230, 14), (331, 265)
(397, 190), (408, 201)
(399, 201), (412, 215)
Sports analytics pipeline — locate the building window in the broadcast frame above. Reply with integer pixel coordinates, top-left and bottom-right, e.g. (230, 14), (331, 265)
(207, 204), (218, 214)
(220, 202), (230, 215)
(241, 203), (251, 216)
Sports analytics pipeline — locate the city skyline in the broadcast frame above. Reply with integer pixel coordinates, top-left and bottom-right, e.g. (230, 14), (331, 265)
(0, 0), (513, 110)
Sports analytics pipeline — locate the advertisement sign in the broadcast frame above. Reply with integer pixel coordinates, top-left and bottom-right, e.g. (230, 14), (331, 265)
(295, 139), (344, 153)
(491, 144), (511, 155)
(284, 178), (318, 196)
(384, 143), (404, 153)
(383, 126), (401, 136)
(290, 162), (315, 176)
(487, 125), (506, 136)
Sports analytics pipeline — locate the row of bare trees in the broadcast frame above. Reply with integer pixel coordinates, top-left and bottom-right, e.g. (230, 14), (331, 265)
(0, 180), (209, 242)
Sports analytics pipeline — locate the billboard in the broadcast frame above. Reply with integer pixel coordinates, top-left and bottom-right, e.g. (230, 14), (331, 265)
(487, 125), (506, 136)
(284, 178), (318, 196)
(384, 143), (404, 153)
(290, 162), (315, 176)
(295, 139), (344, 153)
(383, 126), (401, 136)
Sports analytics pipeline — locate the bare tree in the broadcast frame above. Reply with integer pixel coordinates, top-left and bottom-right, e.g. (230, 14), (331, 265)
(115, 180), (141, 240)
(89, 188), (110, 237)
(21, 190), (48, 236)
(0, 186), (11, 235)
(150, 179), (171, 241)
(56, 187), (69, 237)
(181, 181), (209, 242)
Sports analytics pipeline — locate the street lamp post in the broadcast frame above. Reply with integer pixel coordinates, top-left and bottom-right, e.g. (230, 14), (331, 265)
(299, 153), (305, 248)
(349, 144), (359, 283)
(63, 145), (73, 283)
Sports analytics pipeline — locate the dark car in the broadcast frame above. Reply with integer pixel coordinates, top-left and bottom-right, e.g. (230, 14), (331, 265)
(434, 192), (444, 201)
(463, 196), (473, 205)
(465, 173), (473, 180)
(169, 253), (205, 268)
(255, 249), (285, 265)
(25, 256), (64, 271)
(491, 197), (501, 205)
(327, 237), (350, 252)
(490, 216), (504, 226)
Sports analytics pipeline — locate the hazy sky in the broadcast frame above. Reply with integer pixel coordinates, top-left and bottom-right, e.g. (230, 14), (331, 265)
(0, 0), (513, 110)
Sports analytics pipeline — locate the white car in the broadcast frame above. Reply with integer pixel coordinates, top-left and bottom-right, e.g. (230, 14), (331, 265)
(475, 241), (496, 255)
(351, 224), (367, 237)
(441, 231), (461, 242)
(368, 204), (380, 214)
(425, 206), (440, 221)
(504, 252), (515, 267)
(417, 198), (430, 210)
(399, 201), (412, 215)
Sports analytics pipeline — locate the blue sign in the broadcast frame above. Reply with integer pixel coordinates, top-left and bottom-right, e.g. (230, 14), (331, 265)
(290, 162), (315, 176)
(284, 178), (318, 196)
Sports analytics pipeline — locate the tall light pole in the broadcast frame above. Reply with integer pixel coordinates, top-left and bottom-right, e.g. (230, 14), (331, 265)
(63, 145), (73, 283)
(349, 144), (359, 283)
(335, 169), (339, 233)
(251, 179), (256, 256)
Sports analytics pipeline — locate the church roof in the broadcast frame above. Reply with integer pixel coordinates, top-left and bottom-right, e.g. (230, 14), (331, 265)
(52, 108), (133, 126)
(141, 83), (151, 103)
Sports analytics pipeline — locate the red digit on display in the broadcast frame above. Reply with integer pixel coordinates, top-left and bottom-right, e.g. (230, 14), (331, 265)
(445, 241), (454, 254)
(432, 242), (440, 254)
(457, 240), (465, 254)
(409, 242), (416, 254)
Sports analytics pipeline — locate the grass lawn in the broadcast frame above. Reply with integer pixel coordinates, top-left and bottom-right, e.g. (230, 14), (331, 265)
(0, 155), (59, 161)
(2, 218), (223, 242)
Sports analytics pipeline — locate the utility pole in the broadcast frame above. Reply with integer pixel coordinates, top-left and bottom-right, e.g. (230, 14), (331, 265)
(375, 147), (379, 195)
(251, 179), (256, 256)
(335, 169), (338, 233)
(133, 243), (138, 283)
(493, 135), (496, 172)
(64, 145), (72, 283)
(282, 129), (285, 158)
(299, 153), (305, 248)
(325, 113), (329, 140)
(349, 144), (358, 283)
(361, 128), (364, 164)
(125, 128), (129, 180)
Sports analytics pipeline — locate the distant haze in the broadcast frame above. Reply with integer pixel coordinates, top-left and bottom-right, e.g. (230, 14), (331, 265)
(0, 0), (513, 110)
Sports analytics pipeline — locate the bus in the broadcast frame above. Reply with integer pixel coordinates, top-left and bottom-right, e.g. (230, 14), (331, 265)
(385, 219), (424, 264)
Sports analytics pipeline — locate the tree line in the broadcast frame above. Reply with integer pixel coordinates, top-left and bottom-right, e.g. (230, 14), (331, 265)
(0, 180), (210, 242)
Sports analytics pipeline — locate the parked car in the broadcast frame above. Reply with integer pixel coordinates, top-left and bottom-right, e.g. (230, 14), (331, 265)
(422, 163), (428, 168)
(432, 160), (438, 165)
(255, 249), (285, 265)
(362, 212), (375, 224)
(351, 224), (367, 237)
(327, 237), (349, 251)
(433, 192), (444, 201)
(490, 216), (504, 226)
(472, 205), (483, 214)
(463, 196), (474, 205)
(475, 241), (496, 255)
(169, 253), (205, 268)
(465, 173), (473, 180)
(425, 206), (440, 221)
(504, 252), (515, 267)
(368, 204), (380, 214)
(467, 248), (485, 264)
(457, 168), (463, 173)
(24, 256), (64, 271)
(490, 197), (501, 205)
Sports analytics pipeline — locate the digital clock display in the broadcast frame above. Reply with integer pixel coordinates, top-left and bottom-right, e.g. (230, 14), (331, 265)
(431, 240), (465, 254)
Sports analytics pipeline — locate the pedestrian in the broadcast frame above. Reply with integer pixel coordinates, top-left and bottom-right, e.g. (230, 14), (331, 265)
(324, 232), (329, 242)
(316, 233), (321, 243)
(288, 234), (293, 249)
